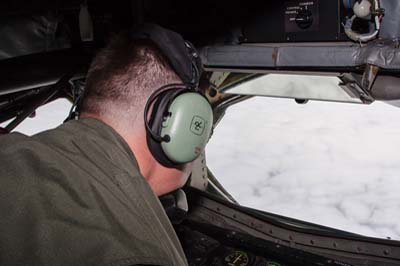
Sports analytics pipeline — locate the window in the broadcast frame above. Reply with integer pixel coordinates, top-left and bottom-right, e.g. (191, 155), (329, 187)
(207, 91), (400, 240)
(1, 99), (72, 135)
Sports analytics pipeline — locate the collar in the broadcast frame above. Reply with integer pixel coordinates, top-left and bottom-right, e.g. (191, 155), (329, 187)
(68, 117), (140, 171)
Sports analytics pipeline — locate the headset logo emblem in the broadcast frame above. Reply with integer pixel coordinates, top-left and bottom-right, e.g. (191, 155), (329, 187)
(190, 116), (206, 136)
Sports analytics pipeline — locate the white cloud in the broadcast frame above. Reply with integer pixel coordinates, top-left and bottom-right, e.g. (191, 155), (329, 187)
(1, 99), (72, 136)
(207, 97), (400, 240)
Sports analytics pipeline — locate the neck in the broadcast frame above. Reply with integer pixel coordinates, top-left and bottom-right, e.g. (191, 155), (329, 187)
(81, 111), (151, 172)
(80, 111), (187, 196)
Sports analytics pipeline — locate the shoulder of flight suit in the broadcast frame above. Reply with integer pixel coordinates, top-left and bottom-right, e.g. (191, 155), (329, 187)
(0, 119), (187, 266)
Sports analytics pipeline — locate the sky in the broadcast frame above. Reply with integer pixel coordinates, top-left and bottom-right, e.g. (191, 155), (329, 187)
(4, 87), (400, 241)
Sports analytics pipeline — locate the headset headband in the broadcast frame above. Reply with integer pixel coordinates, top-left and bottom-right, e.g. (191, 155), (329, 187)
(131, 23), (202, 89)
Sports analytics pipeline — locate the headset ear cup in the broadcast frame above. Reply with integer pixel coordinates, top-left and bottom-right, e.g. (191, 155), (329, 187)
(146, 90), (183, 168)
(160, 92), (213, 164)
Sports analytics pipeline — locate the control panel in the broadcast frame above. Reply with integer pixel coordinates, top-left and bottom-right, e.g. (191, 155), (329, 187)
(243, 0), (348, 42)
(285, 0), (319, 32)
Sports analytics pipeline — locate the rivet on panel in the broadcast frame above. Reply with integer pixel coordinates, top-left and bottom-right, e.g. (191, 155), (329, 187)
(384, 250), (389, 255)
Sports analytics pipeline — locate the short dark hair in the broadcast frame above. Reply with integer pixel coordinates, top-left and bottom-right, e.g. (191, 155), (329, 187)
(80, 32), (179, 115)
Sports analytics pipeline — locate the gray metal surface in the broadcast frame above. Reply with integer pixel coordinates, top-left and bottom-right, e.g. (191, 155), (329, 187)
(0, 13), (70, 60)
(201, 1), (400, 71)
(380, 0), (400, 40)
(200, 41), (400, 70)
(188, 153), (209, 191)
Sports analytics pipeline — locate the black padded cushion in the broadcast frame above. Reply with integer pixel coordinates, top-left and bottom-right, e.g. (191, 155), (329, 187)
(146, 89), (186, 168)
(131, 23), (202, 88)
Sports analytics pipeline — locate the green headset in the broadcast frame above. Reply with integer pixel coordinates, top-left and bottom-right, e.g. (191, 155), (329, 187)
(132, 24), (213, 168)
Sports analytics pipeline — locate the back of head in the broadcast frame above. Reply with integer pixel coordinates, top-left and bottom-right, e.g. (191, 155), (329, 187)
(78, 25), (211, 189)
(80, 32), (180, 117)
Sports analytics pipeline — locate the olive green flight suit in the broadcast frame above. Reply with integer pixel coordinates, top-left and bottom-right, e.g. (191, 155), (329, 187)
(0, 118), (187, 266)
